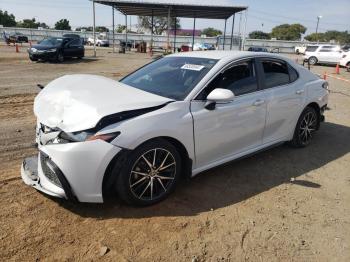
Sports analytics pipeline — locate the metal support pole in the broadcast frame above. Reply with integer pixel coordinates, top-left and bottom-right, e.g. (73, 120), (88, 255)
(242, 10), (248, 51)
(230, 14), (235, 50)
(222, 19), (227, 50)
(125, 15), (128, 51)
(173, 16), (177, 53)
(238, 12), (242, 50)
(93, 0), (96, 57)
(316, 16), (321, 43)
(192, 17), (196, 51)
(112, 6), (115, 53)
(151, 10), (154, 51)
(167, 7), (171, 50)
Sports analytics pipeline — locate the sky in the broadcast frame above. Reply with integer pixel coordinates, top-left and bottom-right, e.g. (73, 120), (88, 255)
(1, 0), (349, 36)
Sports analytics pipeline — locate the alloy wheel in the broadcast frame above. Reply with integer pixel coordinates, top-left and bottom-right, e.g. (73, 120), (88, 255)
(299, 111), (317, 145)
(129, 148), (176, 201)
(309, 57), (317, 65)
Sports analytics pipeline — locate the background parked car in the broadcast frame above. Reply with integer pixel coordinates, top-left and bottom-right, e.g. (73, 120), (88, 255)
(342, 45), (350, 52)
(5, 32), (29, 45)
(340, 51), (350, 72)
(28, 36), (84, 62)
(87, 36), (109, 47)
(304, 45), (343, 65)
(295, 44), (307, 54)
(248, 46), (269, 52)
(119, 40), (133, 49)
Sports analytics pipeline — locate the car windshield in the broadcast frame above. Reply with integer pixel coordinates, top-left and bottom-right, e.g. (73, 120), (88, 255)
(121, 56), (218, 100)
(39, 38), (63, 46)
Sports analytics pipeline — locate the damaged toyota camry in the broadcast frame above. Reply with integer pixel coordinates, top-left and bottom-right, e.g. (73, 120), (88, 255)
(21, 51), (329, 206)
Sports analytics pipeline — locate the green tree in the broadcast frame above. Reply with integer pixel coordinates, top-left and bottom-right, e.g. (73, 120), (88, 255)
(304, 33), (325, 42)
(55, 19), (71, 30)
(305, 30), (350, 44)
(116, 24), (126, 33)
(0, 10), (16, 27)
(138, 16), (180, 35)
(271, 23), (307, 41)
(16, 18), (41, 28)
(76, 26), (109, 32)
(201, 27), (222, 37)
(248, 30), (270, 39)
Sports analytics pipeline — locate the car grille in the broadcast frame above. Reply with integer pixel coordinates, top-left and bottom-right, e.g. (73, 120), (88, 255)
(40, 152), (62, 188)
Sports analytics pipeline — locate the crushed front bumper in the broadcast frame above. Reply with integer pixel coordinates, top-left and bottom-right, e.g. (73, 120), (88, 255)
(21, 154), (67, 199)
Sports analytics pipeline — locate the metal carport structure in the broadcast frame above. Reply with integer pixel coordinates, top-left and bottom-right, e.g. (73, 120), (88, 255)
(90, 0), (247, 56)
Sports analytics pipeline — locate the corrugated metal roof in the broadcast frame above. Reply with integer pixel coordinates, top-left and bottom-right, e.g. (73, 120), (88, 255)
(93, 0), (247, 19)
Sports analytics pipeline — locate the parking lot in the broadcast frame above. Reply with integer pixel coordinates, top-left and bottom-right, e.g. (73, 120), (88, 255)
(0, 43), (349, 261)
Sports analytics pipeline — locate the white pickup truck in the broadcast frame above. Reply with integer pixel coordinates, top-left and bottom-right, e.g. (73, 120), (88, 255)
(295, 44), (307, 55)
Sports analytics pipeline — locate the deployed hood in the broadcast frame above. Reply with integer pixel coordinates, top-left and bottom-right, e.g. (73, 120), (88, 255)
(34, 74), (172, 132)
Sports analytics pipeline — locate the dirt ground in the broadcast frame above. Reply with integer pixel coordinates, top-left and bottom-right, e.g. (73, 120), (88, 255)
(0, 43), (349, 261)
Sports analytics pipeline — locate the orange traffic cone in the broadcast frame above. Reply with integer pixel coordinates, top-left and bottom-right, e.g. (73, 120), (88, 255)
(323, 72), (327, 80)
(15, 44), (19, 53)
(335, 63), (340, 74)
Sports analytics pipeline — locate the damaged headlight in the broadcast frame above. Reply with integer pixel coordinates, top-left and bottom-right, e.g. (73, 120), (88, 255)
(58, 130), (120, 143)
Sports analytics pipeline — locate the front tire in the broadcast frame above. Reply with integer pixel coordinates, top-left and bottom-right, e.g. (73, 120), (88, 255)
(56, 52), (64, 63)
(290, 107), (319, 148)
(308, 56), (317, 65)
(115, 139), (182, 206)
(347, 62), (350, 72)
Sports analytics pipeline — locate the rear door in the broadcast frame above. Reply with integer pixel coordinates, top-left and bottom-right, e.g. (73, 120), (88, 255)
(257, 58), (304, 144)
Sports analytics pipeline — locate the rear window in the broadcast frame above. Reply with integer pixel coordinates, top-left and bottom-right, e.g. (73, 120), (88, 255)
(306, 46), (318, 52)
(262, 60), (290, 88)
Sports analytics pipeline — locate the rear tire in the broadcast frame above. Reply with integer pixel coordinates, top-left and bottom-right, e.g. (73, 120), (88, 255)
(29, 57), (38, 62)
(347, 62), (350, 72)
(308, 56), (317, 65)
(114, 139), (182, 206)
(290, 107), (319, 148)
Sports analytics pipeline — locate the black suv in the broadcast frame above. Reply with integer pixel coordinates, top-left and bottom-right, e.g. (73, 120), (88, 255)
(28, 36), (85, 62)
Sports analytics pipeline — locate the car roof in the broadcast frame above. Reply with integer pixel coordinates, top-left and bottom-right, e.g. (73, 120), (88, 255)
(169, 50), (282, 61)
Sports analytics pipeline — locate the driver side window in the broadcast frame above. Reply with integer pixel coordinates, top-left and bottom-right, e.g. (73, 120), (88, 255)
(196, 59), (258, 100)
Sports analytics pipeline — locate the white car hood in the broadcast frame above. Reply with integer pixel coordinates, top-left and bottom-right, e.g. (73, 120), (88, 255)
(34, 74), (172, 132)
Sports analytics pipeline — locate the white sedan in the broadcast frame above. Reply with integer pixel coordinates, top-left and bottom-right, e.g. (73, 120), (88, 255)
(21, 51), (329, 206)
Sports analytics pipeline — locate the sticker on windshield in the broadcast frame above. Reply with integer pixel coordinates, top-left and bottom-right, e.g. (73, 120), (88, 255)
(181, 64), (205, 71)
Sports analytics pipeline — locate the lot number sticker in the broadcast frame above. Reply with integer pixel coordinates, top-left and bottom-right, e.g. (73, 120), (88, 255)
(181, 64), (205, 71)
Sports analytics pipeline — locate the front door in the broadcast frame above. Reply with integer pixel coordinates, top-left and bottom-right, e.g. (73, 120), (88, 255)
(191, 59), (267, 170)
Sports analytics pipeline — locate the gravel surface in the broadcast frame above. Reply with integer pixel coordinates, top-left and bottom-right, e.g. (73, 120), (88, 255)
(0, 44), (349, 261)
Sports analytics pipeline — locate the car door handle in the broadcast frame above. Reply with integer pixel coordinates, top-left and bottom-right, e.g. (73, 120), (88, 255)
(296, 90), (305, 95)
(253, 99), (265, 106)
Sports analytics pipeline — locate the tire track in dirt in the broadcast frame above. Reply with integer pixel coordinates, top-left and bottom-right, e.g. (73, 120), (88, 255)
(0, 94), (37, 179)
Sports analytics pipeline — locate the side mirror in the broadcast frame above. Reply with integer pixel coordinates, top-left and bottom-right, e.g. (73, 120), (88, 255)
(205, 88), (235, 110)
